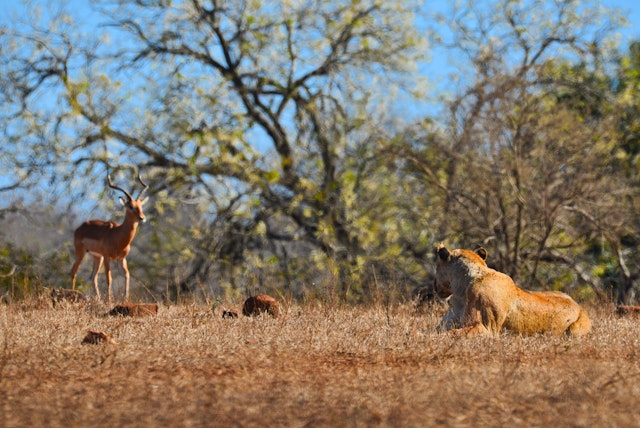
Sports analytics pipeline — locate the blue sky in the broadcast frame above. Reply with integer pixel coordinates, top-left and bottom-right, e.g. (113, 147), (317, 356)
(606, 0), (640, 40)
(1, 1), (639, 52)
(1, 0), (640, 204)
(1, 0), (639, 133)
(2, 1), (637, 110)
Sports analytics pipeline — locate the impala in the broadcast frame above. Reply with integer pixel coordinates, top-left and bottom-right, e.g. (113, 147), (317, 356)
(71, 173), (149, 303)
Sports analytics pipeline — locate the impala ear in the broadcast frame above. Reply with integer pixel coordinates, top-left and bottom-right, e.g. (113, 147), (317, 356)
(475, 247), (488, 260)
(119, 196), (127, 206)
(139, 196), (149, 205)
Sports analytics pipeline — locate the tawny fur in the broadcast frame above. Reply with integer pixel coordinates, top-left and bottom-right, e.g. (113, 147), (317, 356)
(434, 244), (591, 337)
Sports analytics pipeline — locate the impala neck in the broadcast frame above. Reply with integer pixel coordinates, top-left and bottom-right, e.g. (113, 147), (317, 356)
(117, 208), (142, 243)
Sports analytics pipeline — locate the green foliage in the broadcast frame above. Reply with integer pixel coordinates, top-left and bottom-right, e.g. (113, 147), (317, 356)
(392, 0), (638, 302)
(1, 0), (640, 304)
(0, 241), (67, 299)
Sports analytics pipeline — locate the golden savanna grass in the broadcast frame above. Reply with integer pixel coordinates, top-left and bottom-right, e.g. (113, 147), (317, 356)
(1, 298), (639, 427)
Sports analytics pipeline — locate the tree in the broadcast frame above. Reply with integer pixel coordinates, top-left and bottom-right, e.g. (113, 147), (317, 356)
(0, 0), (424, 300)
(393, 0), (629, 300)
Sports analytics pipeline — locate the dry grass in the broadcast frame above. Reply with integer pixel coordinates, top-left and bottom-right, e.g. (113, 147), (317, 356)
(1, 298), (639, 427)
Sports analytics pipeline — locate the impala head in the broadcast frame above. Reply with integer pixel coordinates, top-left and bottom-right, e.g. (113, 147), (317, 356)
(108, 173), (149, 223)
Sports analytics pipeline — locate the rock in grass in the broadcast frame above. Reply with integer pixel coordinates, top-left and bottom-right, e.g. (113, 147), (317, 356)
(616, 305), (640, 317)
(107, 303), (158, 317)
(222, 309), (239, 319)
(82, 330), (116, 345)
(242, 295), (279, 318)
(51, 288), (87, 306)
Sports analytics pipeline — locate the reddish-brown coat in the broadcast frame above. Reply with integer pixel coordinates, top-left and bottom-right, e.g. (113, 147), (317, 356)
(70, 175), (149, 304)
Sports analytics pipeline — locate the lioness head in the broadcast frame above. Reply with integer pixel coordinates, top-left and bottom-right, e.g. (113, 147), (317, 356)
(434, 243), (488, 298)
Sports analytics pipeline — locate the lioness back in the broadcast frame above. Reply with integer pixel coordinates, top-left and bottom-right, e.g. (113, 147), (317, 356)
(504, 288), (591, 336)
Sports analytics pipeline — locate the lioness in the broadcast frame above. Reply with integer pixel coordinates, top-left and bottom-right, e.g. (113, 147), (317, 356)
(434, 244), (591, 337)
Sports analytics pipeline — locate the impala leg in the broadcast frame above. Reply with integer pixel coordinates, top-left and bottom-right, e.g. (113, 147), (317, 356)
(121, 258), (130, 302)
(70, 252), (85, 290)
(104, 258), (113, 304)
(90, 255), (103, 301)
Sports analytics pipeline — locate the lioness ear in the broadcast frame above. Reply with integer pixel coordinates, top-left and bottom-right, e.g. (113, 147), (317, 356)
(437, 245), (450, 261)
(475, 247), (488, 260)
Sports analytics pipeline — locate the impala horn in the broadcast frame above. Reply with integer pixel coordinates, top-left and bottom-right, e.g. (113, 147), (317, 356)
(136, 172), (149, 200)
(107, 174), (134, 201)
